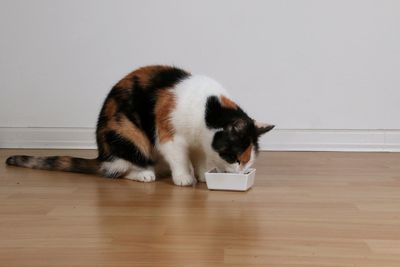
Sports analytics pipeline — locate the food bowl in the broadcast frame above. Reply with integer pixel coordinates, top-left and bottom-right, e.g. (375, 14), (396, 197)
(204, 168), (256, 191)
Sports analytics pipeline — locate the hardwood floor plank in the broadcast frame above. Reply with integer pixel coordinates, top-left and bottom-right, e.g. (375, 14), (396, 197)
(1, 149), (400, 266)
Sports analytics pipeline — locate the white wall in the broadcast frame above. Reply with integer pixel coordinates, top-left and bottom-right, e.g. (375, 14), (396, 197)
(1, 0), (400, 150)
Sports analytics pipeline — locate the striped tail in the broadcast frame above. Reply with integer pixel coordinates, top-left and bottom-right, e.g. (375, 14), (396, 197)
(5, 155), (101, 175)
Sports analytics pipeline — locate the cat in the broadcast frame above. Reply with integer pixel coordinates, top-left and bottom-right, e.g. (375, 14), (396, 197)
(6, 65), (274, 186)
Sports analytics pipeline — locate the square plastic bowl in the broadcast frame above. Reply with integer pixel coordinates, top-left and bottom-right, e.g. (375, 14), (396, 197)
(205, 168), (256, 191)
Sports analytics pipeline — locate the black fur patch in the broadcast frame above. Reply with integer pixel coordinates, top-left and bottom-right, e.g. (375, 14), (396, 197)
(6, 155), (29, 166)
(6, 156), (16, 165)
(146, 67), (189, 90)
(130, 78), (157, 143)
(70, 158), (96, 174)
(211, 128), (254, 163)
(44, 156), (59, 169)
(104, 131), (153, 168)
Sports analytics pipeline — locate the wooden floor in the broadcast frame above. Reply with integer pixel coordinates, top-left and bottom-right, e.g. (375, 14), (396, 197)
(1, 149), (400, 267)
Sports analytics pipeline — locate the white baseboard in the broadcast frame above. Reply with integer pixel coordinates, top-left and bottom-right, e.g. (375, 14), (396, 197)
(260, 129), (400, 152)
(1, 127), (400, 152)
(0, 127), (96, 149)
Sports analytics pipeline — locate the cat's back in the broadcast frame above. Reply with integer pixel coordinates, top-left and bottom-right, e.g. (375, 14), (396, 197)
(111, 65), (225, 103)
(175, 74), (227, 96)
(174, 74), (228, 115)
(98, 66), (229, 148)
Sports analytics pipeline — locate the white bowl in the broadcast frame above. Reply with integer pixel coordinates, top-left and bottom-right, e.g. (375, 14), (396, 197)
(205, 168), (256, 191)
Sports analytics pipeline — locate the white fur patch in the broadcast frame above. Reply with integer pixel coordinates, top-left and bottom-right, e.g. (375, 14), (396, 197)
(242, 148), (256, 173)
(171, 75), (230, 147)
(101, 158), (132, 177)
(157, 136), (196, 186)
(125, 168), (156, 182)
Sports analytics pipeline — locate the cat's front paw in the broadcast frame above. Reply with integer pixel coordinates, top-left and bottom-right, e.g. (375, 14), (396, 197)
(196, 172), (207, 183)
(125, 169), (156, 182)
(172, 174), (195, 186)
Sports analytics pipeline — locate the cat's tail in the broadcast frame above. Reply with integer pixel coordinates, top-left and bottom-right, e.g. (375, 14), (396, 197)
(5, 155), (102, 175)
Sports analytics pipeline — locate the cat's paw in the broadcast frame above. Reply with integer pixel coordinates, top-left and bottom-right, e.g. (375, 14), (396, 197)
(196, 172), (207, 183)
(125, 169), (156, 182)
(173, 174), (195, 186)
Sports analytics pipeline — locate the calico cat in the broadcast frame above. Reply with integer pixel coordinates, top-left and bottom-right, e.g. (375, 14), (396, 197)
(6, 65), (274, 186)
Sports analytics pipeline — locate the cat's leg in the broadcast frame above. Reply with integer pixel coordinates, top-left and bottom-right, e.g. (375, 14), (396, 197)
(101, 113), (156, 182)
(125, 165), (156, 182)
(158, 137), (195, 186)
(190, 149), (208, 183)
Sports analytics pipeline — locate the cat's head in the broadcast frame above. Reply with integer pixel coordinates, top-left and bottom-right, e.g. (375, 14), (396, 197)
(211, 119), (274, 173)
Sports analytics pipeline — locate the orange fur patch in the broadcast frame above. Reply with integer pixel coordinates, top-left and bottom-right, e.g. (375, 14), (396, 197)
(116, 78), (133, 89)
(238, 144), (253, 165)
(96, 128), (111, 156)
(108, 115), (152, 158)
(58, 157), (72, 170)
(104, 98), (118, 119)
(220, 95), (238, 109)
(155, 90), (176, 144)
(116, 65), (170, 88)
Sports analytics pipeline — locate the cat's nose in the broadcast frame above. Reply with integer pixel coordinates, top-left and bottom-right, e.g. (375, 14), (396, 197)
(238, 164), (247, 173)
(239, 163), (252, 173)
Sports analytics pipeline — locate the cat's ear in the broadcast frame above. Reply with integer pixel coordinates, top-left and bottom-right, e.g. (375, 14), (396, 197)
(254, 121), (275, 136)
